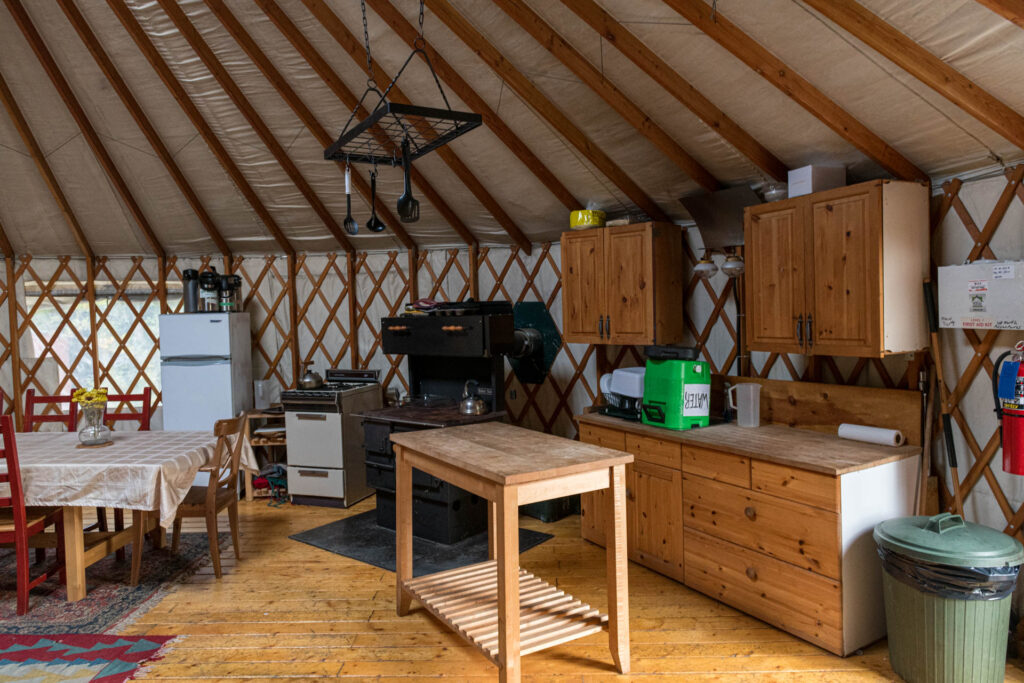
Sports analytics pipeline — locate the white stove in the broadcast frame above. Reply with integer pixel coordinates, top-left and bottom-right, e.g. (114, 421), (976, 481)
(284, 369), (382, 507)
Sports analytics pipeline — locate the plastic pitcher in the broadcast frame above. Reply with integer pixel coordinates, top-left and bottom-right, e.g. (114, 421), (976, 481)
(728, 383), (761, 428)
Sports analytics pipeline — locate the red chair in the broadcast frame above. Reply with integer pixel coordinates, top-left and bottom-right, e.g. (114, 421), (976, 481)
(23, 389), (78, 432)
(0, 415), (65, 614)
(104, 387), (152, 432)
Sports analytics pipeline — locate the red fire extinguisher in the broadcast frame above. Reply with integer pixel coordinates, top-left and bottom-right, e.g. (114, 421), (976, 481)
(994, 341), (1024, 475)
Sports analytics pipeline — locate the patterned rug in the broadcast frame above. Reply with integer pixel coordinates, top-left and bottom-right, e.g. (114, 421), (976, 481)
(0, 634), (176, 682)
(0, 532), (225, 634)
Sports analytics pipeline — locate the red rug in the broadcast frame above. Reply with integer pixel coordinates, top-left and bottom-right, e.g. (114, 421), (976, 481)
(0, 634), (176, 681)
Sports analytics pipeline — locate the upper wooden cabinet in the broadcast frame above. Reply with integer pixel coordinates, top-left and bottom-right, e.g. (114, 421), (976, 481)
(745, 180), (929, 357)
(561, 223), (683, 345)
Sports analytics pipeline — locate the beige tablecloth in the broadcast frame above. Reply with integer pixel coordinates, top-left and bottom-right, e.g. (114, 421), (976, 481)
(4, 431), (258, 529)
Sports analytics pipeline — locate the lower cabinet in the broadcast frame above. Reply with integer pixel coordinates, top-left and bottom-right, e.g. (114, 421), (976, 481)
(577, 417), (917, 656)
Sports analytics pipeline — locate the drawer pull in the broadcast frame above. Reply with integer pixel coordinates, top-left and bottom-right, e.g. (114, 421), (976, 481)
(745, 566), (758, 581)
(297, 469), (329, 478)
(386, 325), (409, 331)
(296, 413), (327, 421)
(442, 325), (466, 332)
(744, 506), (757, 521)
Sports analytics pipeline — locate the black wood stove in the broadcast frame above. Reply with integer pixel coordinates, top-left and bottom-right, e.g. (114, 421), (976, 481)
(357, 300), (560, 544)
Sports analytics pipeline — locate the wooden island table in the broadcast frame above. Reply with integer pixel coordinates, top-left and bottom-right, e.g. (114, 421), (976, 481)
(391, 422), (633, 682)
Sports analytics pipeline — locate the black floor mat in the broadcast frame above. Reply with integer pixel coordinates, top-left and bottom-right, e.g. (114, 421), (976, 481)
(290, 510), (552, 577)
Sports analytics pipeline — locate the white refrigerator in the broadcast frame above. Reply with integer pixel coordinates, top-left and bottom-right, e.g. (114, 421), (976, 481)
(159, 313), (253, 431)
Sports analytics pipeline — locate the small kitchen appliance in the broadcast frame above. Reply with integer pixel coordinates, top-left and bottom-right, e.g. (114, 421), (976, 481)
(198, 269), (220, 311)
(281, 368), (382, 507)
(641, 346), (710, 430)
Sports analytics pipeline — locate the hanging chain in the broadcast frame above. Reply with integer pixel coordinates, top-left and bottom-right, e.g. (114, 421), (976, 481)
(360, 0), (376, 87)
(414, 0), (426, 49)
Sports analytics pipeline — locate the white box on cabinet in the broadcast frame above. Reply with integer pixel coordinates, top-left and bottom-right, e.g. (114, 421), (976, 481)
(788, 165), (846, 197)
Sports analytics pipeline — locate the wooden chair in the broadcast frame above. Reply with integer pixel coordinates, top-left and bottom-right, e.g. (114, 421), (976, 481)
(104, 387), (152, 432)
(170, 416), (244, 579)
(23, 389), (78, 432)
(0, 415), (65, 614)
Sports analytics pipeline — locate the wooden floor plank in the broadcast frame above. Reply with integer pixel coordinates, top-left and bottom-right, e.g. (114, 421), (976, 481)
(119, 498), (1024, 680)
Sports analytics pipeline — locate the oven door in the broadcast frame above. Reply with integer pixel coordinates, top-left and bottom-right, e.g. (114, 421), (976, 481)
(285, 411), (344, 469)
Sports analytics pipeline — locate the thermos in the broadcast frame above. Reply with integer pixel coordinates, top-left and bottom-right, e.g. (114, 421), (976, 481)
(182, 269), (200, 313)
(198, 268), (220, 312)
(218, 274), (243, 312)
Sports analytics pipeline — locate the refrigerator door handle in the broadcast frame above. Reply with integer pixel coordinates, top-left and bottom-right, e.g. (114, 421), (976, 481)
(162, 357), (232, 366)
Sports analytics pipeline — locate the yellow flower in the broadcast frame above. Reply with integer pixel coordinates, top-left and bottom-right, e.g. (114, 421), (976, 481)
(73, 388), (86, 402)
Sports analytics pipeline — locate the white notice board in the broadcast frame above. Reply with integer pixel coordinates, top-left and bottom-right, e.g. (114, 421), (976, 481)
(938, 261), (1024, 329)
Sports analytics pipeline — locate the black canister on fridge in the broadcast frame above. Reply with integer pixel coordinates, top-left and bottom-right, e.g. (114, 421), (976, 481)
(198, 268), (220, 312)
(182, 269), (200, 313)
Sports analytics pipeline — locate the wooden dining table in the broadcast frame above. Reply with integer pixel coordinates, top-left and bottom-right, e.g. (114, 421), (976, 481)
(7, 430), (257, 601)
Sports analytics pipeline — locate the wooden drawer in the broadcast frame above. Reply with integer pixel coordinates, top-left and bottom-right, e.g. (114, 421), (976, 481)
(685, 529), (842, 655)
(752, 460), (839, 512)
(681, 446), (750, 488)
(683, 474), (840, 579)
(579, 423), (626, 450)
(626, 433), (682, 470)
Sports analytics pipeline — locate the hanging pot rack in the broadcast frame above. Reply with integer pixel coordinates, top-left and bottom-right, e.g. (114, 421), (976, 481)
(324, 0), (481, 167)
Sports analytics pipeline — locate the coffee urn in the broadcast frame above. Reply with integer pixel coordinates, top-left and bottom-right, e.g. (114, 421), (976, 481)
(182, 269), (199, 313)
(199, 268), (220, 312)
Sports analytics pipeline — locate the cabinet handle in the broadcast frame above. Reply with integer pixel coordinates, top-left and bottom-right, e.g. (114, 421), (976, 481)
(744, 506), (757, 521)
(296, 413), (327, 421)
(806, 314), (814, 349)
(795, 314), (804, 347)
(598, 315), (604, 338)
(606, 315), (611, 337)
(745, 566), (758, 581)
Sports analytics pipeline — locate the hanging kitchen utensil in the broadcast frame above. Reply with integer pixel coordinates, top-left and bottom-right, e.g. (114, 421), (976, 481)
(396, 136), (419, 223)
(366, 169), (385, 233)
(323, 0), (481, 167)
(343, 163), (358, 235)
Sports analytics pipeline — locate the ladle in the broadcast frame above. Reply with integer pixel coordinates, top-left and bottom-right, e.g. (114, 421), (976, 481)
(366, 170), (385, 232)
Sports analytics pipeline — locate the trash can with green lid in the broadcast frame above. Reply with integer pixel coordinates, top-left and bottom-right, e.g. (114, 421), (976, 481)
(873, 512), (1024, 683)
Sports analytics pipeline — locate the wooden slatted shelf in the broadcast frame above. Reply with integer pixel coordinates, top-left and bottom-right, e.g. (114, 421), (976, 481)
(403, 560), (607, 664)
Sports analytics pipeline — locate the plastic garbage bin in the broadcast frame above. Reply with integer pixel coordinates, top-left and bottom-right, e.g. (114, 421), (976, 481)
(873, 512), (1024, 683)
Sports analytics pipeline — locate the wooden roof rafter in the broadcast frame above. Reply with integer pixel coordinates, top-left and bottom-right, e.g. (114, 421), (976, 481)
(662, 0), (929, 183)
(253, 0), (475, 249)
(804, 0), (1024, 153)
(560, 0), (789, 182)
(366, 0), (583, 212)
(974, 0), (1024, 30)
(298, 0), (534, 254)
(56, 0), (232, 267)
(0, 69), (95, 262)
(201, 0), (418, 251)
(153, 0), (356, 253)
(106, 0), (296, 257)
(4, 0), (166, 260)
(494, 0), (721, 192)
(423, 0), (672, 223)
(0, 212), (16, 259)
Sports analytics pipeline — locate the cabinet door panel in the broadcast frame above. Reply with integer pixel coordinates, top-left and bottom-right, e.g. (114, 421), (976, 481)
(561, 231), (606, 343)
(579, 424), (621, 546)
(630, 460), (684, 581)
(745, 206), (806, 353)
(605, 225), (654, 344)
(808, 190), (882, 356)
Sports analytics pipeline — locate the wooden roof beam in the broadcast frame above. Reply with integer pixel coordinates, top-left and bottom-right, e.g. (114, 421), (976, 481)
(299, 0), (533, 253)
(560, 0), (789, 182)
(0, 69), (94, 261)
(974, 0), (1024, 30)
(804, 0), (1024, 153)
(0, 211), (16, 258)
(154, 0), (354, 253)
(107, 0), (295, 256)
(4, 0), (166, 259)
(203, 0), (418, 250)
(254, 0), (473, 248)
(662, 0), (928, 182)
(424, 0), (672, 222)
(57, 0), (232, 265)
(366, 0), (581, 212)
(495, 0), (720, 191)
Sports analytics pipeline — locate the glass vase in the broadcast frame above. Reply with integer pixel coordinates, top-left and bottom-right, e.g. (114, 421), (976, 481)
(78, 402), (112, 446)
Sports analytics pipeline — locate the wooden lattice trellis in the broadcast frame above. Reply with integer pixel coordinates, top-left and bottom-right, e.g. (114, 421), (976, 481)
(353, 251), (411, 393)
(294, 253), (353, 372)
(235, 255), (296, 391)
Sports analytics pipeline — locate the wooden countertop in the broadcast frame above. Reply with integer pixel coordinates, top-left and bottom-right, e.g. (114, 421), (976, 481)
(390, 421), (633, 486)
(576, 412), (920, 476)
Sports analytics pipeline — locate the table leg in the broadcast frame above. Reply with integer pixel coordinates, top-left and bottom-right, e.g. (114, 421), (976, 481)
(62, 507), (86, 602)
(496, 487), (520, 683)
(131, 511), (146, 586)
(395, 446), (413, 616)
(487, 500), (497, 561)
(606, 464), (630, 673)
(244, 470), (254, 503)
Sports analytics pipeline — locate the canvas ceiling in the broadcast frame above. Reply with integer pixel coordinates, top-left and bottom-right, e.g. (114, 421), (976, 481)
(0, 0), (1021, 256)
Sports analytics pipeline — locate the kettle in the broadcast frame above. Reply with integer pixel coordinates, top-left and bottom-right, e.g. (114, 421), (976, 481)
(298, 361), (324, 390)
(460, 380), (488, 415)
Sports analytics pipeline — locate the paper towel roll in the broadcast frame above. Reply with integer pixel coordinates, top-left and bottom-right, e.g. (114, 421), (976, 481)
(837, 423), (905, 447)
